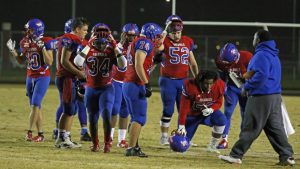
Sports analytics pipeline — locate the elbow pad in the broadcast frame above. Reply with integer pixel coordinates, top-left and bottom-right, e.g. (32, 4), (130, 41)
(74, 54), (85, 67)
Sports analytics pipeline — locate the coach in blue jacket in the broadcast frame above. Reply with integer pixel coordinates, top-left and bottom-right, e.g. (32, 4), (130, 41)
(219, 29), (295, 166)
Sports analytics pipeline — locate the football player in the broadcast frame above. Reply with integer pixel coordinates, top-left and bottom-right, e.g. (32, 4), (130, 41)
(110, 23), (139, 148)
(215, 43), (252, 149)
(74, 23), (127, 153)
(55, 17), (89, 148)
(156, 15), (199, 145)
(6, 18), (53, 142)
(177, 70), (227, 154)
(123, 23), (163, 157)
(52, 19), (91, 142)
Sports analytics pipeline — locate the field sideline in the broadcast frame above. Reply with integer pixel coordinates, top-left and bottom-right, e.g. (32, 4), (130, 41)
(0, 84), (299, 169)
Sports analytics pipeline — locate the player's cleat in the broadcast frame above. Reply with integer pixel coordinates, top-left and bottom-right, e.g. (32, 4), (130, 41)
(217, 139), (228, 149)
(80, 132), (92, 141)
(52, 129), (58, 140)
(207, 144), (220, 154)
(276, 157), (296, 166)
(25, 131), (33, 141)
(117, 140), (128, 148)
(103, 143), (111, 153)
(160, 136), (169, 145)
(32, 135), (45, 142)
(125, 147), (148, 158)
(218, 155), (242, 164)
(55, 137), (82, 149)
(90, 144), (100, 152)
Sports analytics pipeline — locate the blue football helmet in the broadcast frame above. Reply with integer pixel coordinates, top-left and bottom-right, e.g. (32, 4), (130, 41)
(91, 23), (110, 36)
(140, 23), (162, 42)
(122, 23), (139, 35)
(165, 15), (183, 32)
(25, 18), (45, 40)
(220, 43), (240, 63)
(169, 131), (190, 152)
(64, 19), (73, 33)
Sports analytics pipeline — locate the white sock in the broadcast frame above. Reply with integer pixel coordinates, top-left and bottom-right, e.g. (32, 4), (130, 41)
(161, 132), (168, 138)
(118, 129), (127, 143)
(110, 128), (115, 140)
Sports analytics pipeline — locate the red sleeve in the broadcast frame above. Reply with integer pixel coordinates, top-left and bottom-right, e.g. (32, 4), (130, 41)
(210, 80), (225, 111)
(179, 81), (191, 125)
(238, 51), (253, 74)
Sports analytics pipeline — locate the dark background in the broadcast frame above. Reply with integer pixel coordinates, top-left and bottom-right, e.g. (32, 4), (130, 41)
(1, 0), (299, 34)
(1, 0), (300, 89)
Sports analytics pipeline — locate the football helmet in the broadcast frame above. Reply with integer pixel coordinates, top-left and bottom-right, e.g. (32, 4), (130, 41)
(90, 23), (110, 50)
(165, 15), (183, 32)
(220, 43), (240, 63)
(122, 23), (139, 43)
(140, 23), (162, 45)
(25, 18), (45, 40)
(122, 23), (139, 35)
(64, 19), (73, 33)
(168, 131), (190, 152)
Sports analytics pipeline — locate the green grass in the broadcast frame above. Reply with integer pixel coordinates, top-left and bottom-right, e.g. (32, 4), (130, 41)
(0, 84), (299, 169)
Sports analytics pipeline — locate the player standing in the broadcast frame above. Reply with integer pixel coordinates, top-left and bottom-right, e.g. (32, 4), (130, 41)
(6, 18), (53, 142)
(74, 23), (127, 153)
(110, 23), (139, 148)
(55, 17), (89, 148)
(52, 19), (91, 141)
(157, 15), (198, 145)
(123, 23), (162, 157)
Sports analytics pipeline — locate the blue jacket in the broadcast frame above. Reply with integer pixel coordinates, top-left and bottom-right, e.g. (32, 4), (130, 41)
(244, 40), (281, 95)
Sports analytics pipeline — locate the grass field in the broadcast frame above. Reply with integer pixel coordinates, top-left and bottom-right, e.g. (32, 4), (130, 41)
(0, 84), (299, 169)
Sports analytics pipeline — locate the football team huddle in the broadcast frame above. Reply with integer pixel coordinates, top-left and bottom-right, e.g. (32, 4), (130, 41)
(7, 15), (289, 162)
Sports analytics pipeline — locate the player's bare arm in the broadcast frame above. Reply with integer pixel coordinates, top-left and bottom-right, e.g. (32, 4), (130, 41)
(135, 50), (148, 84)
(188, 51), (199, 78)
(61, 47), (85, 79)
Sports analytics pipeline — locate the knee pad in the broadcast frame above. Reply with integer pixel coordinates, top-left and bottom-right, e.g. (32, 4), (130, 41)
(160, 115), (172, 127)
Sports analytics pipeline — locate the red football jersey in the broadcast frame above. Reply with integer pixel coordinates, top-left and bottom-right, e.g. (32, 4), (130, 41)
(215, 50), (253, 76)
(179, 79), (225, 125)
(19, 36), (53, 78)
(124, 37), (155, 85)
(85, 46), (117, 88)
(56, 33), (84, 78)
(112, 43), (130, 82)
(160, 36), (194, 79)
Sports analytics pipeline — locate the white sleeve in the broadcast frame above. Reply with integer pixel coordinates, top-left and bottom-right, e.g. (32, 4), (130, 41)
(74, 54), (85, 67)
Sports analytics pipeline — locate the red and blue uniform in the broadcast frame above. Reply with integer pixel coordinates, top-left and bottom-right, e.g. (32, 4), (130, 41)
(159, 36), (195, 121)
(215, 50), (252, 138)
(20, 36), (53, 107)
(55, 33), (84, 115)
(111, 43), (129, 118)
(179, 79), (226, 141)
(123, 37), (154, 126)
(84, 45), (118, 125)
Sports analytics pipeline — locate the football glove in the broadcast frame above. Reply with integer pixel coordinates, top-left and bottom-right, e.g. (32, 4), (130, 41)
(177, 125), (187, 136)
(145, 83), (152, 98)
(202, 108), (214, 116)
(6, 39), (16, 51)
